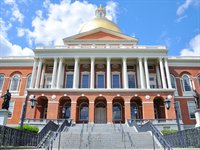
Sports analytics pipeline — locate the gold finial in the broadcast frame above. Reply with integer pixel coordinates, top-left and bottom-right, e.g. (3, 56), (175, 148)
(99, 4), (103, 10)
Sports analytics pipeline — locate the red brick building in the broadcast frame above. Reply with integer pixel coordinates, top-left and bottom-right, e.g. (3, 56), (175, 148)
(0, 6), (199, 129)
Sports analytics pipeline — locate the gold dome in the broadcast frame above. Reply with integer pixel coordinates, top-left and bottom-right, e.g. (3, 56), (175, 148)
(79, 5), (121, 33)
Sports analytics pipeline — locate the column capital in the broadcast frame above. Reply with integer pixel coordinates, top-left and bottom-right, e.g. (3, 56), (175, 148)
(59, 57), (64, 62)
(74, 57), (79, 61)
(90, 57), (95, 61)
(107, 57), (111, 61)
(53, 57), (58, 61)
(122, 57), (127, 61)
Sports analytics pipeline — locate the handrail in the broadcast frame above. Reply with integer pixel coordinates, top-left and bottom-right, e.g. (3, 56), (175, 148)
(79, 122), (84, 149)
(45, 119), (72, 150)
(120, 122), (126, 148)
(128, 119), (172, 150)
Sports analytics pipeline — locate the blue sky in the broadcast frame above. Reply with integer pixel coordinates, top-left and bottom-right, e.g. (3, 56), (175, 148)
(0, 0), (199, 56)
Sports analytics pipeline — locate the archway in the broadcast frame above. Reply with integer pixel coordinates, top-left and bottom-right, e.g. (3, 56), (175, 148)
(35, 96), (48, 119)
(59, 96), (71, 119)
(112, 97), (125, 123)
(94, 97), (107, 123)
(130, 97), (142, 120)
(153, 97), (166, 120)
(76, 97), (89, 123)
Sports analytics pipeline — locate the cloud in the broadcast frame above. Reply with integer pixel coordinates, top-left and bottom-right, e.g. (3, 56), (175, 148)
(176, 15), (187, 23)
(0, 17), (33, 56)
(18, 0), (118, 46)
(4, 0), (24, 23)
(176, 0), (199, 16)
(180, 34), (200, 56)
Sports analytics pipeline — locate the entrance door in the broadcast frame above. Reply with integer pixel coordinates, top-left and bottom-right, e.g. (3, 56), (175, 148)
(95, 105), (106, 123)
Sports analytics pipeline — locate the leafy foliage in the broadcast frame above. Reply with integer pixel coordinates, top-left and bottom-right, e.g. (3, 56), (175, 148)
(14, 124), (39, 133)
(161, 129), (177, 135)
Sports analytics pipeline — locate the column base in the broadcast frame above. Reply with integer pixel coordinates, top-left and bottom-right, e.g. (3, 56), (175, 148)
(0, 109), (9, 126)
(194, 109), (200, 128)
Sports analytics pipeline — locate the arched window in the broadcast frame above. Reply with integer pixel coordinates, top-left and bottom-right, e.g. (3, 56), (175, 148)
(26, 74), (32, 88)
(131, 102), (138, 120)
(113, 102), (122, 120)
(10, 74), (21, 91)
(0, 74), (5, 90)
(63, 102), (71, 119)
(182, 75), (192, 92)
(198, 75), (200, 87)
(79, 102), (89, 120)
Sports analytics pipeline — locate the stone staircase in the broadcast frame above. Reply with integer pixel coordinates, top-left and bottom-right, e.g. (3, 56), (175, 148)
(52, 123), (161, 149)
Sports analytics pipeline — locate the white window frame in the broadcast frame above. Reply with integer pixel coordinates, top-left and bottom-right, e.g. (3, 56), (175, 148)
(175, 101), (182, 120)
(197, 75), (200, 87)
(112, 72), (121, 88)
(26, 74), (32, 89)
(170, 74), (178, 96)
(96, 71), (105, 88)
(181, 74), (193, 96)
(187, 101), (196, 119)
(0, 74), (5, 92)
(127, 72), (136, 88)
(149, 74), (157, 89)
(65, 72), (74, 88)
(81, 72), (90, 88)
(44, 73), (52, 88)
(8, 101), (15, 119)
(9, 74), (21, 95)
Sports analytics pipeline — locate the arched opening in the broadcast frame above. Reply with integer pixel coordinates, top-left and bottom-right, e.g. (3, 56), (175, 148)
(76, 97), (89, 123)
(153, 97), (166, 120)
(35, 96), (48, 119)
(94, 97), (107, 123)
(59, 96), (71, 119)
(130, 97), (142, 120)
(112, 97), (125, 123)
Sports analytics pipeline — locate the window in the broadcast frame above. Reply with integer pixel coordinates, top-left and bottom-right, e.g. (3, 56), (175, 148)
(198, 75), (200, 87)
(45, 74), (52, 88)
(170, 74), (177, 89)
(112, 72), (120, 88)
(0, 74), (5, 91)
(128, 73), (136, 88)
(80, 102), (89, 120)
(149, 74), (157, 88)
(175, 101), (182, 119)
(26, 74), (32, 89)
(96, 72), (105, 88)
(10, 74), (20, 91)
(182, 75), (192, 92)
(81, 72), (90, 88)
(187, 101), (196, 119)
(131, 102), (139, 119)
(65, 73), (73, 88)
(8, 101), (14, 118)
(63, 102), (71, 119)
(113, 103), (122, 120)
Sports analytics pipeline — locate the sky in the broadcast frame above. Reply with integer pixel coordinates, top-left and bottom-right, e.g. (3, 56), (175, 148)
(0, 0), (199, 56)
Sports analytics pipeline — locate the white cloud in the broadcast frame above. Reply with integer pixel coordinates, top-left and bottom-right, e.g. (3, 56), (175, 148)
(180, 34), (200, 56)
(18, 0), (118, 46)
(0, 18), (12, 37)
(176, 15), (187, 23)
(176, 0), (198, 16)
(4, 0), (24, 23)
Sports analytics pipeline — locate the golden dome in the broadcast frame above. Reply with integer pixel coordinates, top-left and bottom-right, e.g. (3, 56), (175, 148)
(79, 5), (121, 33)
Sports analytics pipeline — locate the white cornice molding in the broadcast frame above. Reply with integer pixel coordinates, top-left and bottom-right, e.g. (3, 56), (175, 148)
(168, 56), (200, 67)
(0, 56), (34, 66)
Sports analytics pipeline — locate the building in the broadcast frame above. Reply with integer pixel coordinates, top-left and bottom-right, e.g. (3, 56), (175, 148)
(0, 6), (200, 129)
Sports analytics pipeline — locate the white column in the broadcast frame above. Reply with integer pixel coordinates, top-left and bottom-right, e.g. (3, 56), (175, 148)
(156, 64), (161, 88)
(35, 58), (43, 88)
(73, 57), (79, 89)
(136, 62), (140, 88)
(56, 58), (63, 88)
(30, 58), (38, 88)
(90, 57), (95, 89)
(159, 57), (167, 89)
(164, 58), (172, 89)
(138, 58), (145, 89)
(144, 58), (150, 89)
(40, 64), (46, 88)
(122, 57), (128, 89)
(107, 57), (111, 89)
(51, 58), (58, 88)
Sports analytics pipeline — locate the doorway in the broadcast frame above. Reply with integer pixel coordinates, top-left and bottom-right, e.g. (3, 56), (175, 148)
(95, 101), (106, 123)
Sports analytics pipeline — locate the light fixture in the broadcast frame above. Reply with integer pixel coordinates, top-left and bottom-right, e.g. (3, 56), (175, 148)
(163, 97), (171, 110)
(30, 95), (37, 108)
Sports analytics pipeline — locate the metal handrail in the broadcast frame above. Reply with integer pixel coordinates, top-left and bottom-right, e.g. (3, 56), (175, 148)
(45, 119), (71, 150)
(120, 122), (126, 148)
(128, 119), (172, 150)
(79, 122), (84, 149)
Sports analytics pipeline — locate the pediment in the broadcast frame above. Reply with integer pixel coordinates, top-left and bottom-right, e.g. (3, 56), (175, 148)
(63, 28), (138, 44)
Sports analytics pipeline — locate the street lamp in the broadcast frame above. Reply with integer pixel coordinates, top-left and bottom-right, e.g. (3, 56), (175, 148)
(20, 95), (36, 129)
(164, 98), (171, 110)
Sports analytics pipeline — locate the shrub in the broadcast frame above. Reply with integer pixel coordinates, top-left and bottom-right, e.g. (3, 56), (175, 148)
(161, 129), (177, 135)
(14, 124), (39, 133)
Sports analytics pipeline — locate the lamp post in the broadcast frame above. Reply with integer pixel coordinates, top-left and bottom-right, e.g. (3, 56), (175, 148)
(192, 90), (200, 127)
(20, 95), (36, 129)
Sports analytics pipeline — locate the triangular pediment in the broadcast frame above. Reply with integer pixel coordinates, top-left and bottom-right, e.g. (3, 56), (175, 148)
(63, 28), (138, 44)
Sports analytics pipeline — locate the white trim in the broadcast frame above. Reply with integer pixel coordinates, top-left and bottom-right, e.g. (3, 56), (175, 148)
(81, 71), (90, 88)
(149, 73), (157, 89)
(181, 74), (193, 96)
(44, 73), (52, 88)
(96, 71), (105, 88)
(127, 72), (136, 88)
(8, 101), (15, 119)
(112, 71), (121, 88)
(170, 74), (178, 96)
(0, 74), (5, 91)
(187, 101), (196, 119)
(65, 72), (74, 88)
(9, 74), (21, 93)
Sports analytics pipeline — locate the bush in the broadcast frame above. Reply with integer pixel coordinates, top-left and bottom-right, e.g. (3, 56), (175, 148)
(14, 124), (39, 133)
(161, 129), (177, 135)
